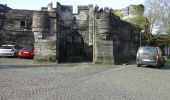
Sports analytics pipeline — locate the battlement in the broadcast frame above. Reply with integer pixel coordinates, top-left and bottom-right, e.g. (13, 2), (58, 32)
(0, 4), (11, 14)
(119, 4), (144, 20)
(77, 5), (93, 13)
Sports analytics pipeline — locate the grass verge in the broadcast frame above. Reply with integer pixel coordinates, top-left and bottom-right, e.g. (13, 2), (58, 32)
(165, 57), (170, 63)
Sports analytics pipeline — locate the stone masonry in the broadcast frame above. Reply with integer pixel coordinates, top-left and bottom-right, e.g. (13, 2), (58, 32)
(0, 2), (144, 64)
(32, 11), (58, 62)
(0, 6), (34, 45)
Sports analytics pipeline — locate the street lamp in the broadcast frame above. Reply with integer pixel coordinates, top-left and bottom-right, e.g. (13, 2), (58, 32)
(140, 30), (145, 47)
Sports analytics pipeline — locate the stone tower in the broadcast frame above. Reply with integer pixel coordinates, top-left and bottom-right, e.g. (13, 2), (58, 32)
(32, 11), (58, 62)
(93, 12), (114, 64)
(119, 4), (144, 21)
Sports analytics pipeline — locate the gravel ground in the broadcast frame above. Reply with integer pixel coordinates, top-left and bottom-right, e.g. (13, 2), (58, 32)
(0, 58), (51, 65)
(0, 58), (170, 100)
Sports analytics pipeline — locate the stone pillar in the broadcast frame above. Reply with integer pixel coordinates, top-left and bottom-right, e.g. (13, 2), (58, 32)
(32, 11), (57, 62)
(88, 5), (94, 46)
(93, 13), (114, 64)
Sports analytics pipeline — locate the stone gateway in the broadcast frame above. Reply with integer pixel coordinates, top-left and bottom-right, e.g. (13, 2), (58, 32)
(0, 3), (144, 64)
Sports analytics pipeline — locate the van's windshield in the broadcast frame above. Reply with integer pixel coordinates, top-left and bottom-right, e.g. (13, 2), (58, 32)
(138, 47), (156, 53)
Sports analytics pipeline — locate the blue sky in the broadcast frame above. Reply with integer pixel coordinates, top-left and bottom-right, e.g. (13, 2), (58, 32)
(1, 0), (145, 11)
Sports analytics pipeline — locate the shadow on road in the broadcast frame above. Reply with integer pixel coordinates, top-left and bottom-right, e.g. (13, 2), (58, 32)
(144, 62), (170, 70)
(0, 62), (94, 69)
(161, 62), (170, 70)
(0, 64), (58, 69)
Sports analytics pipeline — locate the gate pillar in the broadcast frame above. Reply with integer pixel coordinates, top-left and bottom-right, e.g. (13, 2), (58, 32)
(32, 11), (58, 62)
(93, 12), (114, 64)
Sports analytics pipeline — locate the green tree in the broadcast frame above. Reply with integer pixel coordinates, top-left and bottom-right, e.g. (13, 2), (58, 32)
(129, 15), (150, 32)
(113, 10), (123, 20)
(128, 15), (153, 46)
(144, 0), (170, 53)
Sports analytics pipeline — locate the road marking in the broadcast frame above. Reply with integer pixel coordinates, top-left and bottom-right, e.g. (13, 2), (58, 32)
(79, 65), (128, 82)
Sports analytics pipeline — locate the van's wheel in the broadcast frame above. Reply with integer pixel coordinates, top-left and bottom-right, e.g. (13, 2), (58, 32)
(157, 62), (161, 69)
(137, 64), (140, 67)
(161, 61), (165, 66)
(161, 63), (164, 66)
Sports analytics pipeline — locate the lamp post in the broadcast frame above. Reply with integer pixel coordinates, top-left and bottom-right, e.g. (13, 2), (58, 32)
(140, 30), (145, 47)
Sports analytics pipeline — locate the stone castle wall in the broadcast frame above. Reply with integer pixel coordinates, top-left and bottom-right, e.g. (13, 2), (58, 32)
(0, 9), (34, 45)
(0, 3), (142, 64)
(93, 12), (114, 63)
(32, 11), (58, 62)
(119, 4), (144, 21)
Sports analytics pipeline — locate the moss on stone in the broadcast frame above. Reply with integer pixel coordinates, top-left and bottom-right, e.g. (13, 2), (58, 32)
(114, 54), (136, 64)
(34, 55), (57, 62)
(94, 57), (114, 64)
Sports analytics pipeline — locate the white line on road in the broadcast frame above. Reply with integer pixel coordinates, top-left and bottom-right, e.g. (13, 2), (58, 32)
(79, 65), (128, 82)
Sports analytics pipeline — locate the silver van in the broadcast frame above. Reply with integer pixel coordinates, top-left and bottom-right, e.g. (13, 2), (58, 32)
(136, 46), (165, 68)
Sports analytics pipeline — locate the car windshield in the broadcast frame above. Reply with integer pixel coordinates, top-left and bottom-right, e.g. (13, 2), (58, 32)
(0, 46), (13, 49)
(138, 47), (156, 53)
(22, 47), (33, 50)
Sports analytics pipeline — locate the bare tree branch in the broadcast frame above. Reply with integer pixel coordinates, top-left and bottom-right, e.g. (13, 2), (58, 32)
(144, 0), (170, 34)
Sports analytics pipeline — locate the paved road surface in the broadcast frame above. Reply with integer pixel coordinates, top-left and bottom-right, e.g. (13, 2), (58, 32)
(0, 58), (170, 100)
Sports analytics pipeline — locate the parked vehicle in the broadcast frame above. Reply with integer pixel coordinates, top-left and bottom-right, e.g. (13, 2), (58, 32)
(19, 46), (34, 58)
(136, 46), (165, 68)
(0, 45), (22, 57)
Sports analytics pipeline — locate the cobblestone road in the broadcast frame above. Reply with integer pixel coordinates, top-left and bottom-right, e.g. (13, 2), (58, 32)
(0, 58), (170, 100)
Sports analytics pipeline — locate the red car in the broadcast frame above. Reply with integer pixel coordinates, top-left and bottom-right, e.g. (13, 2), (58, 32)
(19, 46), (34, 58)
